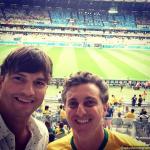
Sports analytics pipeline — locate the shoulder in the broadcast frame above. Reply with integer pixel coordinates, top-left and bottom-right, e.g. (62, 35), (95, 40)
(30, 117), (49, 137)
(33, 117), (47, 130)
(47, 132), (72, 150)
(26, 117), (49, 150)
(106, 129), (147, 148)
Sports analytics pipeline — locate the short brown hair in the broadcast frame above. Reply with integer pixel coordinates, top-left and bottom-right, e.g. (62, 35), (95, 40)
(0, 46), (53, 82)
(62, 71), (109, 104)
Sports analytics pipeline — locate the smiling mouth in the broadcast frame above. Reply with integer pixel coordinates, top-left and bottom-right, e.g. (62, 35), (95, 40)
(15, 97), (34, 103)
(75, 119), (91, 124)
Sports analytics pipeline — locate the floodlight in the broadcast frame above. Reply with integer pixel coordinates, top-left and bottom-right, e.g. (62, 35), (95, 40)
(108, 2), (118, 14)
(108, 6), (118, 14)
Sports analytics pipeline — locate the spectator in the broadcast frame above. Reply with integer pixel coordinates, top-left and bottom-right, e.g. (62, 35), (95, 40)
(59, 105), (69, 128)
(110, 94), (118, 105)
(138, 94), (143, 107)
(45, 121), (56, 142)
(104, 104), (114, 129)
(142, 90), (147, 101)
(138, 108), (149, 122)
(131, 95), (137, 107)
(119, 81), (124, 92)
(125, 109), (135, 119)
(48, 71), (147, 150)
(55, 122), (65, 135)
(57, 91), (62, 102)
(43, 105), (52, 123)
(43, 105), (51, 115)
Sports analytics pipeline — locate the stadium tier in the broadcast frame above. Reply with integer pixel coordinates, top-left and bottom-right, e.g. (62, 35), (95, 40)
(0, 3), (150, 30)
(0, 0), (150, 48)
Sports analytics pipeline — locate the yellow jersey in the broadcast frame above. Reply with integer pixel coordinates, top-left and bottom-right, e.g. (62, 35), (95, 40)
(47, 129), (148, 150)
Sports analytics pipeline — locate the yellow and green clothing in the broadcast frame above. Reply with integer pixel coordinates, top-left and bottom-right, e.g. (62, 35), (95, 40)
(125, 112), (135, 119)
(55, 127), (65, 135)
(43, 110), (51, 115)
(60, 109), (67, 120)
(47, 129), (148, 150)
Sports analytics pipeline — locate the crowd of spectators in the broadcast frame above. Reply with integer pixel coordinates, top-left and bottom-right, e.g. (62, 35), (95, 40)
(0, 31), (150, 46)
(0, 6), (150, 29)
(0, 6), (150, 47)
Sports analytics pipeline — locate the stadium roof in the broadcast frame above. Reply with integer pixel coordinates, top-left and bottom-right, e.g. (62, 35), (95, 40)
(0, 0), (150, 11)
(85, 0), (150, 2)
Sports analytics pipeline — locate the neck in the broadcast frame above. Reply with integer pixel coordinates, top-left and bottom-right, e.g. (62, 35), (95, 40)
(73, 127), (104, 150)
(0, 111), (30, 135)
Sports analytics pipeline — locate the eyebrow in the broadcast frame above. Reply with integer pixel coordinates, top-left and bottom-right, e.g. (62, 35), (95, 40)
(85, 96), (97, 100)
(36, 78), (47, 82)
(11, 73), (26, 77)
(67, 97), (77, 102)
(12, 73), (47, 82)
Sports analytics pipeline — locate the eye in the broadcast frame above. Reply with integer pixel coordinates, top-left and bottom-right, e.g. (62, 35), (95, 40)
(34, 80), (47, 88)
(84, 98), (97, 107)
(67, 100), (78, 109)
(12, 76), (25, 83)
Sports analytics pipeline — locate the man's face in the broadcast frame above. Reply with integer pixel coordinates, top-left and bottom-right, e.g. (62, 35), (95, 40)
(65, 83), (107, 137)
(0, 72), (48, 118)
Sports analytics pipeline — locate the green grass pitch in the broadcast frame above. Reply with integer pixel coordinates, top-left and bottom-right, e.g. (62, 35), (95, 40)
(0, 45), (149, 81)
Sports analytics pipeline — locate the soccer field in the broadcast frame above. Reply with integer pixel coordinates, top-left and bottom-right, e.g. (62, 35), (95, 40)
(0, 45), (149, 80)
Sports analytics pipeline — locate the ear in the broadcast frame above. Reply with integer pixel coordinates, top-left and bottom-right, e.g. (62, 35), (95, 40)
(102, 103), (109, 118)
(64, 103), (66, 110)
(0, 75), (3, 84)
(45, 85), (48, 90)
(103, 103), (109, 112)
(0, 75), (5, 89)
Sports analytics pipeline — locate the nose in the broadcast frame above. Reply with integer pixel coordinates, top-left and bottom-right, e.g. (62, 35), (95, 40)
(21, 82), (35, 96)
(76, 104), (86, 117)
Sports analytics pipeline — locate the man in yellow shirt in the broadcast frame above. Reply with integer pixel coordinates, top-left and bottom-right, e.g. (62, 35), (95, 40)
(125, 109), (135, 119)
(59, 105), (69, 128)
(48, 72), (148, 150)
(43, 105), (51, 115)
(59, 105), (67, 121)
(110, 95), (118, 105)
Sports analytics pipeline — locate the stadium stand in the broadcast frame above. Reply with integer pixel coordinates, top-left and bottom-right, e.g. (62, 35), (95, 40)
(0, 0), (150, 49)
